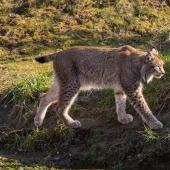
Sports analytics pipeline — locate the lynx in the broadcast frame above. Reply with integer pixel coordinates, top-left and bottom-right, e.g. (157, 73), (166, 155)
(34, 45), (165, 129)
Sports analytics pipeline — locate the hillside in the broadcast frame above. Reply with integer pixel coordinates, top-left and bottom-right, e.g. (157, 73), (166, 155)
(0, 0), (170, 169)
(0, 0), (170, 59)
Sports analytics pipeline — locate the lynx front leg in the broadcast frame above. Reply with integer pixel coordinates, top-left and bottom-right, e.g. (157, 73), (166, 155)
(115, 91), (133, 124)
(126, 88), (163, 129)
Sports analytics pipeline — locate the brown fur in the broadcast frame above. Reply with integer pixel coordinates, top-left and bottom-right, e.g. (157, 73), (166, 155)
(34, 45), (165, 129)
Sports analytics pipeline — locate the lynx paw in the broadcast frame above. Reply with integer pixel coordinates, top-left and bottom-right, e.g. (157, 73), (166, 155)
(34, 117), (43, 127)
(68, 120), (82, 128)
(144, 114), (163, 130)
(118, 114), (133, 124)
(146, 120), (163, 129)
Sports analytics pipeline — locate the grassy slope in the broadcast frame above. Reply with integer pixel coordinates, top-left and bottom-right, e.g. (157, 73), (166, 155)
(0, 0), (170, 59)
(0, 0), (170, 169)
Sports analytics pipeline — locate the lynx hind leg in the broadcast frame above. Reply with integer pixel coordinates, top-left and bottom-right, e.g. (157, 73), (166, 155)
(57, 81), (81, 128)
(34, 77), (59, 127)
(115, 91), (133, 124)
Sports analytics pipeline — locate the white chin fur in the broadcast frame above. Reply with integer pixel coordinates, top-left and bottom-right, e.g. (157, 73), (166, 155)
(155, 75), (162, 79)
(143, 73), (163, 84)
(146, 75), (154, 84)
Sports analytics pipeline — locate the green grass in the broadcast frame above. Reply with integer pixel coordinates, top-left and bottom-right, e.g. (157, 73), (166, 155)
(0, 70), (53, 126)
(1, 125), (74, 152)
(0, 0), (169, 59)
(4, 71), (52, 103)
(141, 126), (160, 142)
(0, 159), (51, 170)
(97, 90), (114, 108)
(4, 128), (49, 151)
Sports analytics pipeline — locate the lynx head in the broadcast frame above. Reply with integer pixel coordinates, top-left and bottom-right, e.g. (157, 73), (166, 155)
(141, 48), (165, 84)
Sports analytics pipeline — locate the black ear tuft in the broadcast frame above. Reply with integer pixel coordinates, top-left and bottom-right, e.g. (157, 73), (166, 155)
(35, 56), (46, 63)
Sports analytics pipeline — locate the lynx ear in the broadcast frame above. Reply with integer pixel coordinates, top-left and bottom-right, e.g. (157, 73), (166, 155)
(150, 48), (158, 55)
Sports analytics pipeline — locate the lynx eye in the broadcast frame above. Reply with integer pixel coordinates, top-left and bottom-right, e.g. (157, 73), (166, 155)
(146, 55), (153, 62)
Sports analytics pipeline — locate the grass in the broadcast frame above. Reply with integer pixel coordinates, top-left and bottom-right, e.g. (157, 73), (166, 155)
(2, 126), (74, 152)
(97, 90), (114, 108)
(140, 126), (160, 142)
(0, 0), (169, 58)
(0, 61), (52, 93)
(0, 158), (53, 170)
(4, 128), (49, 151)
(3, 71), (52, 103)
